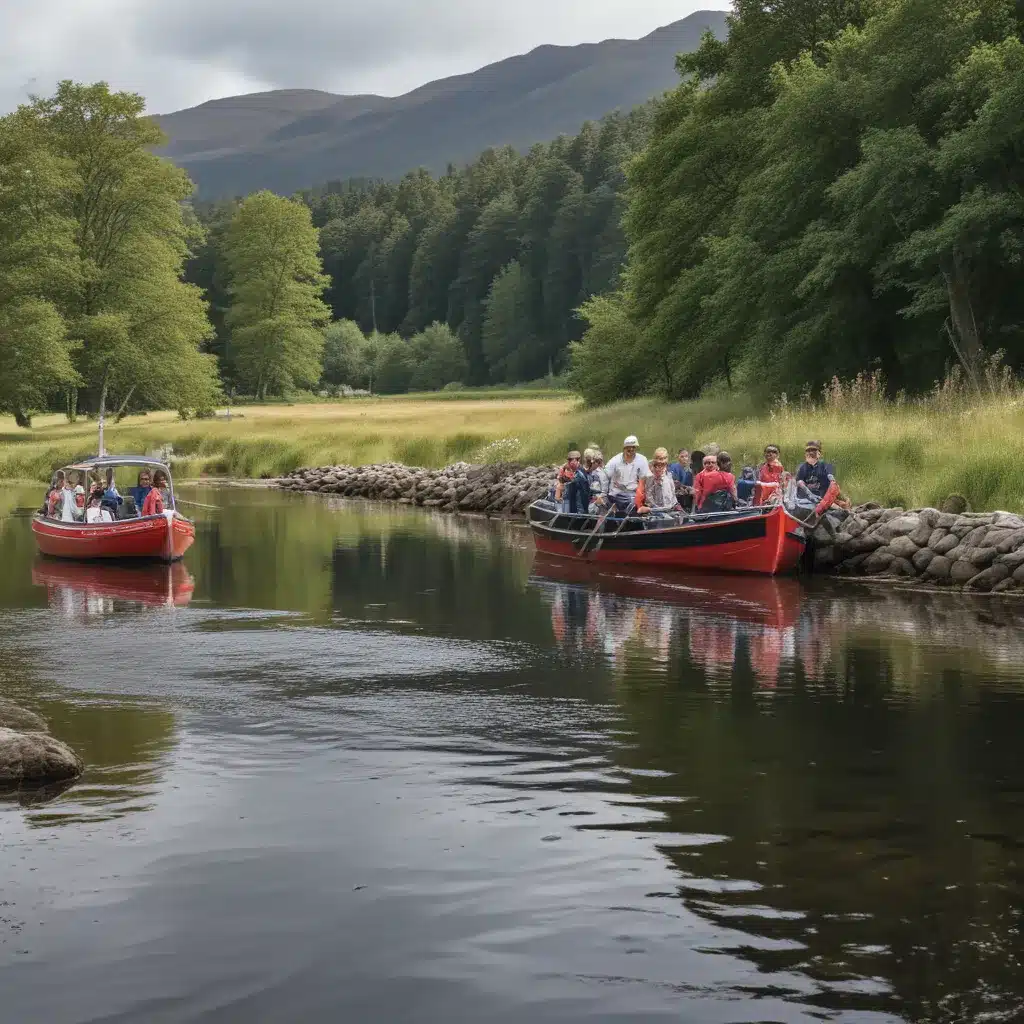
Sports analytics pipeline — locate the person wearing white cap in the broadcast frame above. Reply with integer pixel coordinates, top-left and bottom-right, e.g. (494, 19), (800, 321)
(604, 435), (649, 513)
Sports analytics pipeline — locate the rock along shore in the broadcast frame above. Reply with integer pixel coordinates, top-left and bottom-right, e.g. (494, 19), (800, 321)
(275, 463), (1024, 592)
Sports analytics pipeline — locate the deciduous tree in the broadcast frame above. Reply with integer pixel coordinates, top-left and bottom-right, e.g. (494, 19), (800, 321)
(222, 191), (331, 399)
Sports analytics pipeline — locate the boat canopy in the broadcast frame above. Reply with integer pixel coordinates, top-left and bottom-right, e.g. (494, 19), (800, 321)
(61, 455), (171, 473)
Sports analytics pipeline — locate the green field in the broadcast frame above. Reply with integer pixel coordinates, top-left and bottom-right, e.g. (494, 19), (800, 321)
(3, 390), (1024, 511)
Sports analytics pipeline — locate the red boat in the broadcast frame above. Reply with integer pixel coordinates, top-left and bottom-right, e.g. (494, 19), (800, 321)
(32, 456), (195, 562)
(526, 500), (808, 576)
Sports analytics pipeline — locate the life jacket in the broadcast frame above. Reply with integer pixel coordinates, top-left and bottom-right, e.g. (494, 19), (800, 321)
(754, 462), (786, 505)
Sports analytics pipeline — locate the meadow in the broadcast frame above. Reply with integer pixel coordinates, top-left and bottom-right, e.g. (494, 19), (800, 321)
(3, 384), (1023, 511)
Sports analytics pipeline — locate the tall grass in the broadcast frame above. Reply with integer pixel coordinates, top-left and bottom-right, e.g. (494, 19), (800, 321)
(0, 399), (574, 483)
(5, 374), (1024, 510)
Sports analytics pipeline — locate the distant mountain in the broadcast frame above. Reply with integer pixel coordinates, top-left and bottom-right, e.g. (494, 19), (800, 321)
(154, 11), (729, 198)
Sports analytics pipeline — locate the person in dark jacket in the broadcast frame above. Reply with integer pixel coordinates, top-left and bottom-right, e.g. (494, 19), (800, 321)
(737, 466), (757, 505)
(559, 451), (592, 515)
(795, 440), (840, 516)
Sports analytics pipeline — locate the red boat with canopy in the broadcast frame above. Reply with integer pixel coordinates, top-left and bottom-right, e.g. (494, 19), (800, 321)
(32, 455), (195, 562)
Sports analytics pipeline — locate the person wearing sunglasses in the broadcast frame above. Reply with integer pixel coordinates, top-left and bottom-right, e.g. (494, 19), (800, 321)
(753, 445), (788, 506)
(795, 440), (840, 517)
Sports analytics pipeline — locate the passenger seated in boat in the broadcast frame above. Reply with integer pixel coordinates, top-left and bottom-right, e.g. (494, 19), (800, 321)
(85, 491), (114, 524)
(668, 449), (694, 510)
(636, 449), (683, 521)
(142, 480), (166, 517)
(556, 451), (592, 515)
(605, 435), (650, 513)
(754, 445), (787, 505)
(60, 472), (85, 522)
(46, 472), (65, 518)
(795, 440), (840, 517)
(737, 466), (757, 505)
(583, 449), (609, 511)
(102, 469), (122, 511)
(130, 469), (153, 515)
(152, 469), (171, 508)
(693, 453), (737, 513)
(551, 446), (578, 509)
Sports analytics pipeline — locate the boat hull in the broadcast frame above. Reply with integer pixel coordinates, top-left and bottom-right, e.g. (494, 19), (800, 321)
(527, 503), (806, 576)
(31, 513), (195, 562)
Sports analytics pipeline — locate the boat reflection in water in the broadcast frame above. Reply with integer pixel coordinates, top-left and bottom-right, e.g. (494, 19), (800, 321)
(529, 554), (822, 686)
(31, 558), (195, 617)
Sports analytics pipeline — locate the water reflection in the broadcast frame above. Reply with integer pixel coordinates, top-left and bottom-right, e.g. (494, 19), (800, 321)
(32, 559), (195, 615)
(530, 558), (807, 684)
(2, 487), (1024, 1022)
(530, 557), (1024, 1023)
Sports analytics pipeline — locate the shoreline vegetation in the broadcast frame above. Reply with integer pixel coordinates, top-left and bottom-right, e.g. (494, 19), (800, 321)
(6, 378), (1024, 513)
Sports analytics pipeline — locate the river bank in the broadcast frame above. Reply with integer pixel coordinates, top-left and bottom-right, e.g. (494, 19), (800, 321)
(277, 462), (1024, 592)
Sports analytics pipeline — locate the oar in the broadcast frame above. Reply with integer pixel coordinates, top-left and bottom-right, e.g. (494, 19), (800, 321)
(174, 498), (222, 511)
(577, 500), (618, 558)
(591, 501), (635, 555)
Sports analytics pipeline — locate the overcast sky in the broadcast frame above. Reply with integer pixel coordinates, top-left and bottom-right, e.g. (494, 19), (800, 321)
(1, 0), (730, 115)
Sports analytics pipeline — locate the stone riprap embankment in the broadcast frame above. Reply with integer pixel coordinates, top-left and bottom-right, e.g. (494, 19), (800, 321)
(276, 463), (1024, 591)
(815, 505), (1024, 591)
(277, 461), (555, 516)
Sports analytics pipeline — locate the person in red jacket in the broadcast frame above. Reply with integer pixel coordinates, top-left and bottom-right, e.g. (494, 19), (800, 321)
(753, 444), (788, 505)
(693, 453), (738, 513)
(142, 485), (165, 517)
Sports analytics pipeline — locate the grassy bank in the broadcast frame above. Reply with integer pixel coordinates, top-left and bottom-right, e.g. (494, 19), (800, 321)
(3, 390), (1024, 511)
(0, 397), (574, 483)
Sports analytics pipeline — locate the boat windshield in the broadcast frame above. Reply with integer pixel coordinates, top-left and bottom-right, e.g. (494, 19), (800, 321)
(41, 458), (177, 523)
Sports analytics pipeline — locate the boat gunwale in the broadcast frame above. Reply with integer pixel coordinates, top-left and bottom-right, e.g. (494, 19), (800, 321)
(31, 510), (193, 528)
(526, 501), (798, 542)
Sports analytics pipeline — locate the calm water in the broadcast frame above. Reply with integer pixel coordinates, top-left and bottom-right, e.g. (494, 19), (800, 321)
(1, 487), (1022, 1024)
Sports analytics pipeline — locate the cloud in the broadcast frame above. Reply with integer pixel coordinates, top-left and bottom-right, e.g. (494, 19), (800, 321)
(0, 0), (728, 115)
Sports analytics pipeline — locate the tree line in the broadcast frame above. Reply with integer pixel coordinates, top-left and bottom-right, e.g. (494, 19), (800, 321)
(1, 78), (650, 422)
(187, 106), (651, 395)
(571, 0), (1024, 403)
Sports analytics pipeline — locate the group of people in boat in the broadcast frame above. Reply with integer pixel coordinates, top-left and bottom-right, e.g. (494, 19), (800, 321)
(43, 467), (171, 524)
(552, 436), (843, 522)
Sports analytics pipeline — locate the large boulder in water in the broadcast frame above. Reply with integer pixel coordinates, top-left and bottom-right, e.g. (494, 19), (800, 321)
(0, 728), (83, 785)
(0, 699), (48, 733)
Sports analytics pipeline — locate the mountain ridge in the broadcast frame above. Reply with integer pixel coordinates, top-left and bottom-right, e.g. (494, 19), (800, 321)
(154, 10), (729, 197)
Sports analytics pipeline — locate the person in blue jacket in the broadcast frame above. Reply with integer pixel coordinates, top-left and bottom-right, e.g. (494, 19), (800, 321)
(558, 451), (592, 515)
(129, 468), (153, 516)
(737, 466), (757, 505)
(795, 440), (840, 515)
(669, 448), (694, 510)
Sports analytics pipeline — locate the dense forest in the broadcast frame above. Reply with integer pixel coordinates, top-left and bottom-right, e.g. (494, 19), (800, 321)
(574, 0), (1024, 402)
(187, 105), (652, 393)
(2, 0), (1023, 424)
